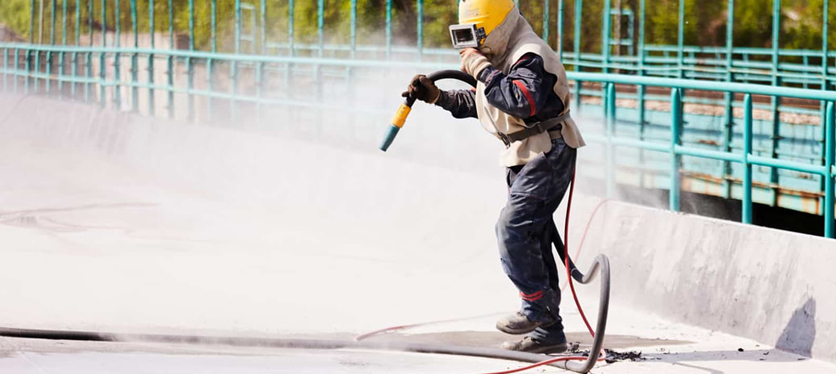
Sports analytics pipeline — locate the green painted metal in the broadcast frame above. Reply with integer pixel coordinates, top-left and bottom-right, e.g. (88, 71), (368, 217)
(605, 82), (616, 197)
(769, 0), (782, 206)
(602, 0), (611, 74)
(542, 0), (549, 43)
(557, 0), (563, 56)
(114, 0), (121, 109)
(722, 0), (735, 199)
(386, 0), (391, 59)
(100, 0), (106, 107)
(677, 0), (684, 78)
(208, 0), (216, 119)
(131, 0), (138, 112)
(167, 0), (174, 119)
(417, 0), (424, 60)
(573, 0), (582, 111)
(742, 94), (753, 224)
(187, 0), (195, 122)
(149, 0), (156, 115)
(59, 0), (66, 97)
(670, 88), (682, 212)
(71, 0), (79, 98)
(825, 102), (835, 237)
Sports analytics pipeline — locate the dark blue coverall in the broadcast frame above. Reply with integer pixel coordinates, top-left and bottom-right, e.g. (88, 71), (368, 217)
(436, 53), (577, 343)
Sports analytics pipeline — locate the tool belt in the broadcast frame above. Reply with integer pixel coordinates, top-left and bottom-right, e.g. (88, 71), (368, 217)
(497, 111), (570, 148)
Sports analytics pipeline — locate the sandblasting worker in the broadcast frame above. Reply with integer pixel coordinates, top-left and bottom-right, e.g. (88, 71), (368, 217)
(403, 0), (585, 354)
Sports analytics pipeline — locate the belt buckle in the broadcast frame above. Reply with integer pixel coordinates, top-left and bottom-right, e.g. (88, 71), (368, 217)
(498, 132), (511, 148)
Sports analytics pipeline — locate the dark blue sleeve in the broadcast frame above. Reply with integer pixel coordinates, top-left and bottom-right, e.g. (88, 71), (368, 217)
(435, 89), (478, 119)
(477, 53), (560, 121)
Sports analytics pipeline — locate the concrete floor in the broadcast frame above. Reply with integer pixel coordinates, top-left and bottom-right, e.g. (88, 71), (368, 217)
(0, 97), (833, 373)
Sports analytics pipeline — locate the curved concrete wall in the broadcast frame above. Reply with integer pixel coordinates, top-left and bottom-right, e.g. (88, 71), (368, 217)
(0, 93), (833, 363)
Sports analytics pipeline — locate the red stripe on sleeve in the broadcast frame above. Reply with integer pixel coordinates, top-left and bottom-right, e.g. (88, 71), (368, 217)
(512, 80), (537, 117)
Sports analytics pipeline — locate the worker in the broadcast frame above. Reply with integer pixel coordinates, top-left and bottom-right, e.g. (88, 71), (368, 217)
(402, 0), (585, 354)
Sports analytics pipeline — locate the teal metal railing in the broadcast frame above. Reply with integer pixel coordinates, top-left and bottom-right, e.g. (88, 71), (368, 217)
(0, 0), (835, 237)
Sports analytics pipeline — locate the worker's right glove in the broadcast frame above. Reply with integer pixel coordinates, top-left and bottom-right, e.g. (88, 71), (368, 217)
(402, 74), (440, 104)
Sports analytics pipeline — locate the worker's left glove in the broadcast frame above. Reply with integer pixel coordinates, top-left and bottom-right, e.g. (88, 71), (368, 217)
(402, 74), (440, 104)
(460, 48), (491, 80)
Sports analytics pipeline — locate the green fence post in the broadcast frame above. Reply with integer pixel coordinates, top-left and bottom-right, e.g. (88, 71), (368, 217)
(557, 0), (563, 57)
(722, 0), (735, 199)
(114, 0), (121, 110)
(71, 0), (79, 99)
(208, 0), (216, 120)
(386, 0), (392, 59)
(670, 88), (683, 212)
(167, 0), (174, 119)
(602, 0), (611, 74)
(130, 0), (138, 112)
(742, 93), (753, 224)
(677, 0), (684, 78)
(148, 0), (156, 116)
(47, 0), (56, 96)
(543, 0), (549, 43)
(100, 0), (107, 108)
(417, 0), (424, 60)
(59, 0), (67, 99)
(573, 0), (582, 111)
(606, 82), (616, 197)
(3, 48), (7, 93)
(187, 0), (195, 122)
(13, 48), (19, 94)
(86, 0), (92, 103)
(824, 102), (835, 237)
(821, 0), (830, 213)
(769, 0), (781, 206)
(637, 0), (646, 188)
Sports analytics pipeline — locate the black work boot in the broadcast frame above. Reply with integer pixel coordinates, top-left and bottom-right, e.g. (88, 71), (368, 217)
(495, 312), (553, 335)
(501, 336), (569, 355)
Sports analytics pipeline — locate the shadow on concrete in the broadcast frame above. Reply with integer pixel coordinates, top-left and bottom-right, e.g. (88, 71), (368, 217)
(775, 297), (817, 358)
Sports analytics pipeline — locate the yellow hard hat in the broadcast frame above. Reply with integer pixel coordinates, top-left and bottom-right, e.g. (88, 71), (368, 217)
(458, 0), (515, 41)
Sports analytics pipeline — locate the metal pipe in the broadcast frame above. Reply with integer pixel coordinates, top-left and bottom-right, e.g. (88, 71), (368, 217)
(602, 0), (611, 74)
(131, 0), (138, 112)
(208, 0), (216, 120)
(417, 0), (424, 60)
(167, 0), (174, 119)
(573, 0), (582, 111)
(386, 0), (391, 59)
(99, 0), (106, 107)
(187, 0), (195, 122)
(605, 82), (616, 198)
(543, 0), (550, 43)
(149, 0), (156, 116)
(742, 93), (753, 224)
(637, 0), (646, 188)
(677, 0), (684, 78)
(722, 0), (735, 199)
(770, 0), (781, 206)
(825, 102), (835, 237)
(557, 0), (563, 57)
(670, 88), (682, 211)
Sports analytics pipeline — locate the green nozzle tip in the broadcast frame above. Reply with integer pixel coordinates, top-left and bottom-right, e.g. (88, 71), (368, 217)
(379, 125), (401, 152)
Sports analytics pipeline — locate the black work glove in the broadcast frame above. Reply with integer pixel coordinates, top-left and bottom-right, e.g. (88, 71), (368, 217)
(402, 74), (440, 104)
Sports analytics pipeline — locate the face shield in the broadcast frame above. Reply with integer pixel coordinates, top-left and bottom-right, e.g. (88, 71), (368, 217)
(449, 24), (486, 49)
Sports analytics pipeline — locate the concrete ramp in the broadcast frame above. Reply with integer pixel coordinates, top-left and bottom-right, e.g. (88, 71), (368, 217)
(0, 94), (834, 373)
